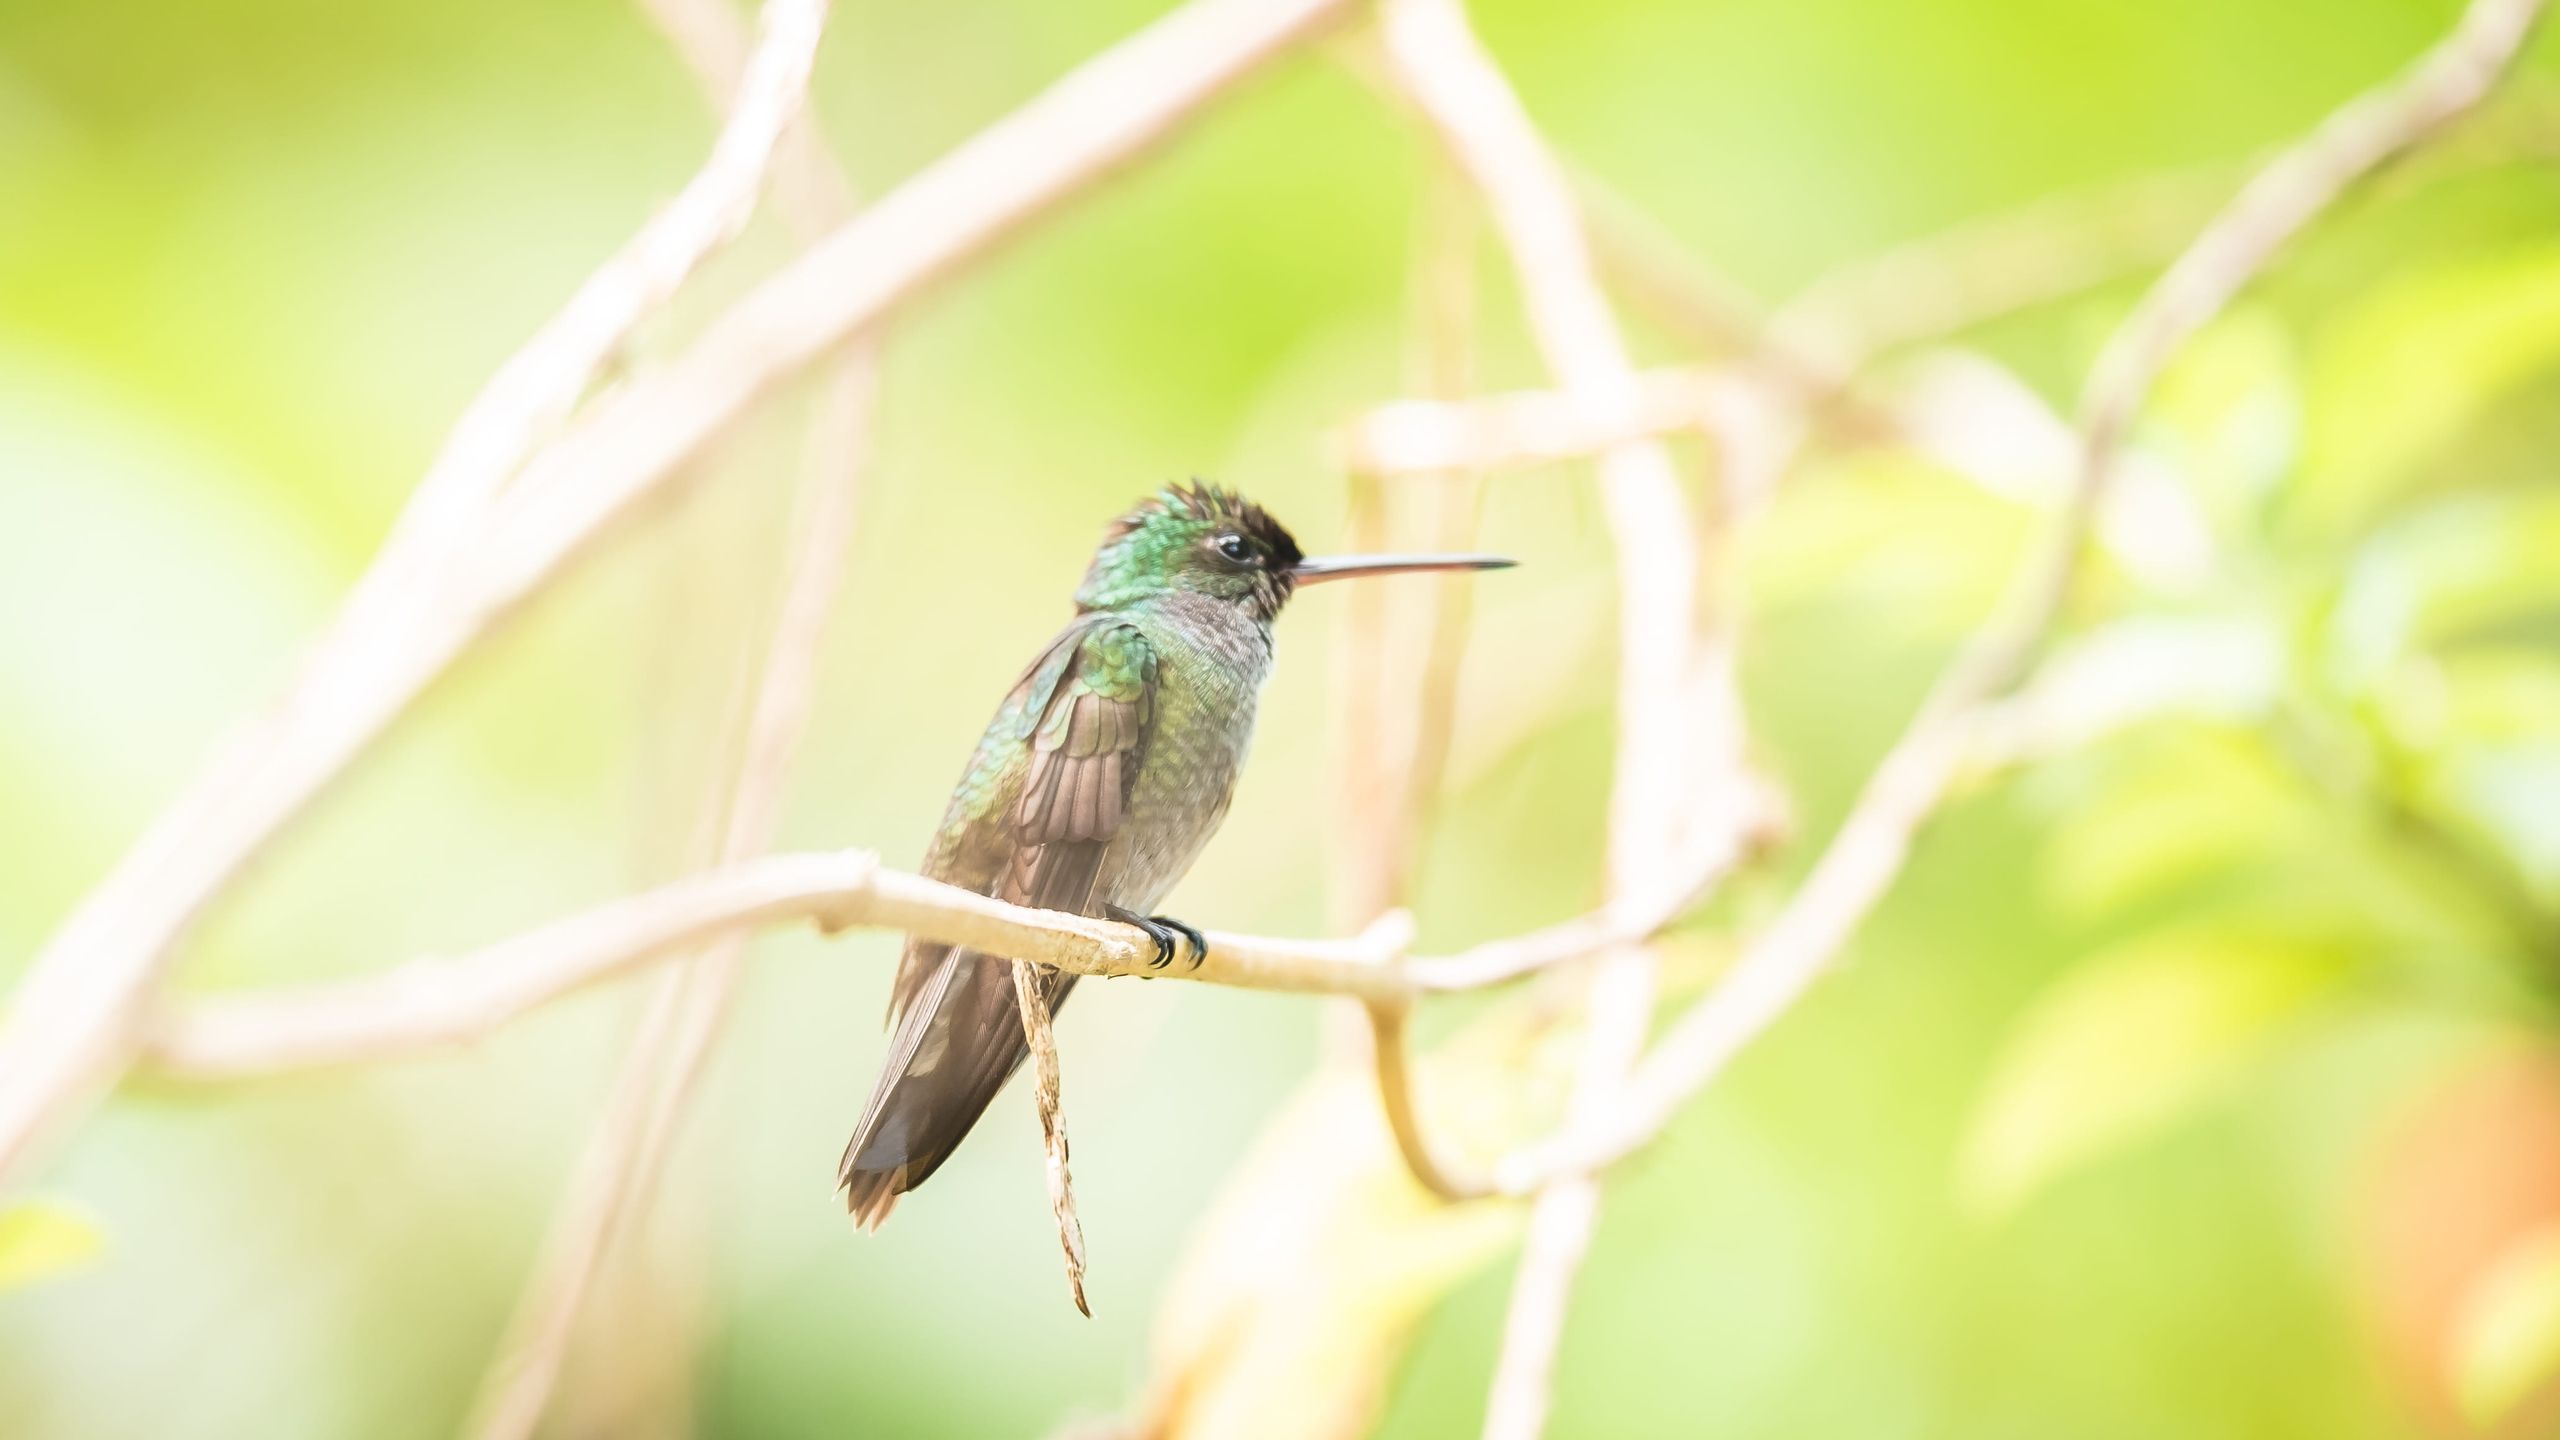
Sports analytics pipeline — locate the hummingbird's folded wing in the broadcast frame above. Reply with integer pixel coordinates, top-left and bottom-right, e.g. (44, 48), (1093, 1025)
(985, 616), (1158, 1045)
(1008, 618), (1156, 902)
(841, 618), (1157, 1225)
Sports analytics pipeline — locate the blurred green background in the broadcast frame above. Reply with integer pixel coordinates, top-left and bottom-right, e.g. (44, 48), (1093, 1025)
(6, 0), (2560, 1435)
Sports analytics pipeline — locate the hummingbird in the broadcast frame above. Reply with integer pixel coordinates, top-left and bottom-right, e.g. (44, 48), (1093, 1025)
(840, 482), (1512, 1227)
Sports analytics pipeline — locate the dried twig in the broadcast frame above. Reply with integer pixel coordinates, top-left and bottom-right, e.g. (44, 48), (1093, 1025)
(1012, 960), (1090, 1316)
(0, 0), (1359, 1192)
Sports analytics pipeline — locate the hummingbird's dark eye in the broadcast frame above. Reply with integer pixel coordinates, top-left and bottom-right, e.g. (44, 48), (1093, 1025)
(1216, 534), (1254, 563)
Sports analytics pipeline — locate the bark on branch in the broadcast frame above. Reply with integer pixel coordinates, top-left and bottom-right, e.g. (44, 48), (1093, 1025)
(137, 852), (1679, 1081)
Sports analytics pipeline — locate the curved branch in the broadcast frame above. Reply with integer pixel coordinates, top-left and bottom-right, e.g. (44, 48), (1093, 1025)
(1361, 1000), (1496, 1202)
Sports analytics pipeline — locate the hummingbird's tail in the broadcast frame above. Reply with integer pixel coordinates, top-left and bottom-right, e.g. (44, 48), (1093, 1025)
(839, 944), (1077, 1229)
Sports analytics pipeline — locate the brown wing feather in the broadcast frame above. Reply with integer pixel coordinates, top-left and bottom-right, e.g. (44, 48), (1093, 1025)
(839, 620), (1155, 1227)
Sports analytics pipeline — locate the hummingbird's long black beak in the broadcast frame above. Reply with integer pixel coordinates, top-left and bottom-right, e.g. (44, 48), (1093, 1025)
(1290, 553), (1516, 586)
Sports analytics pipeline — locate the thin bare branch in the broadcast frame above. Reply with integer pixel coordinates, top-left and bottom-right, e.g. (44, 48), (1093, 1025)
(1327, 465), (1404, 931)
(0, 0), (1358, 1191)
(1377, 4), (1700, 870)
(1361, 998), (1495, 1203)
(1491, 0), (2554, 1197)
(1765, 167), (2225, 376)
(1352, 122), (2559, 486)
(1338, 368), (1733, 478)
(1324, 157), (1481, 1104)
(1375, 0), (1746, 1434)
(475, 0), (1361, 600)
(1572, 171), (1777, 362)
(466, 2), (879, 1430)
(1379, 164), (1487, 913)
(1336, 162), (2223, 483)
(473, 356), (877, 1440)
(379, 0), (830, 588)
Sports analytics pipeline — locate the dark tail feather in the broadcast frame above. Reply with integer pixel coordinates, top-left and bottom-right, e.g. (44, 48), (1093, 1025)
(839, 951), (1077, 1229)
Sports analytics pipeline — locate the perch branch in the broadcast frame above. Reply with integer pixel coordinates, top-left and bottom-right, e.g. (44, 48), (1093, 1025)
(0, 0), (1358, 1191)
(143, 855), (1690, 1080)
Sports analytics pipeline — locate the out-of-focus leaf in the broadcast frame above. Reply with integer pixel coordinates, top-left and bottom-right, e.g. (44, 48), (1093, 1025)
(1130, 1013), (1549, 1440)
(2427, 746), (2560, 903)
(1971, 613), (2282, 772)
(1747, 447), (2026, 631)
(1442, 568), (1611, 794)
(2426, 647), (2560, 744)
(0, 1197), (105, 1292)
(2327, 491), (2560, 694)
(2302, 249), (2560, 535)
(2039, 730), (2311, 918)
(1888, 351), (2215, 593)
(2449, 1222), (2560, 1426)
(2409, 648), (2560, 900)
(1959, 930), (2350, 1217)
(2148, 310), (2302, 523)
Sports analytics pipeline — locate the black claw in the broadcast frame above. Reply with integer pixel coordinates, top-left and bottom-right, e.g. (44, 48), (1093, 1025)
(1105, 904), (1177, 970)
(1158, 915), (1208, 971)
(1104, 906), (1209, 972)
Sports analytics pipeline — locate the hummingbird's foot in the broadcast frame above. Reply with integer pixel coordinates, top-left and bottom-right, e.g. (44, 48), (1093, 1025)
(1106, 905), (1208, 972)
(1157, 915), (1208, 972)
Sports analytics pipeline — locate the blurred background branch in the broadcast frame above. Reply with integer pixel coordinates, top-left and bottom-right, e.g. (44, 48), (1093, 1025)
(1494, 0), (2553, 1193)
(0, 0), (1360, 1194)
(1370, 0), (1736, 1428)
(0, 0), (833, 1189)
(466, 0), (878, 1431)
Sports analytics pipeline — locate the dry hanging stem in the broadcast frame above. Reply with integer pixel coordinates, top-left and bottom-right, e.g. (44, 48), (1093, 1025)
(1013, 960), (1091, 1316)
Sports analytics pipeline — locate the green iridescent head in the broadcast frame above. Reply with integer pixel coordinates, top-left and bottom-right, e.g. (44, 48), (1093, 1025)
(1076, 482), (1306, 620)
(1074, 481), (1519, 622)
